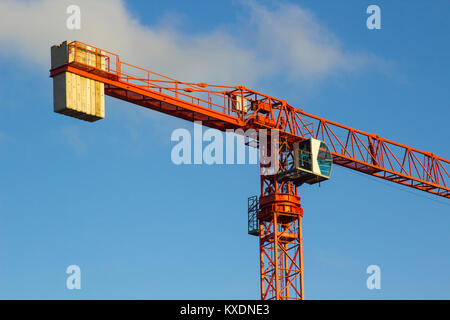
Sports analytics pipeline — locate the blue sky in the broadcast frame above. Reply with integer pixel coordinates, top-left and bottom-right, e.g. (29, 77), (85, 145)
(0, 0), (449, 299)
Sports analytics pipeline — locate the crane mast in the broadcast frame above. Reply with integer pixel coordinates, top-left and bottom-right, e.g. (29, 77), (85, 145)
(49, 41), (450, 300)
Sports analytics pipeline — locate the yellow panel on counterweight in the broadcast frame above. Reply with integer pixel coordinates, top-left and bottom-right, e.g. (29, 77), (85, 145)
(51, 41), (106, 122)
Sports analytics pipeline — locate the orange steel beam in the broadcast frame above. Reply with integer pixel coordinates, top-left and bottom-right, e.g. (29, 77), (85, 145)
(49, 41), (450, 199)
(259, 175), (304, 300)
(257, 139), (304, 300)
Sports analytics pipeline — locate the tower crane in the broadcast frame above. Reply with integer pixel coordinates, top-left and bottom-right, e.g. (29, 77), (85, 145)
(49, 41), (450, 300)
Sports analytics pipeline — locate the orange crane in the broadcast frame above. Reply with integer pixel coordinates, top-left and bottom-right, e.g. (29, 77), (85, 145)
(49, 41), (450, 300)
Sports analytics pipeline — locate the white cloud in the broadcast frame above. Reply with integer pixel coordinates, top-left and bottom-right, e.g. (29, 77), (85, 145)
(246, 1), (365, 77)
(0, 0), (377, 85)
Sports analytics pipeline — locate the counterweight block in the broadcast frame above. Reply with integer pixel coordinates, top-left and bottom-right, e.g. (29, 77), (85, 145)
(51, 41), (106, 122)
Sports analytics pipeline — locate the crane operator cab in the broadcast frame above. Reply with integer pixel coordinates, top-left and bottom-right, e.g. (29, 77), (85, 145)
(277, 138), (333, 186)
